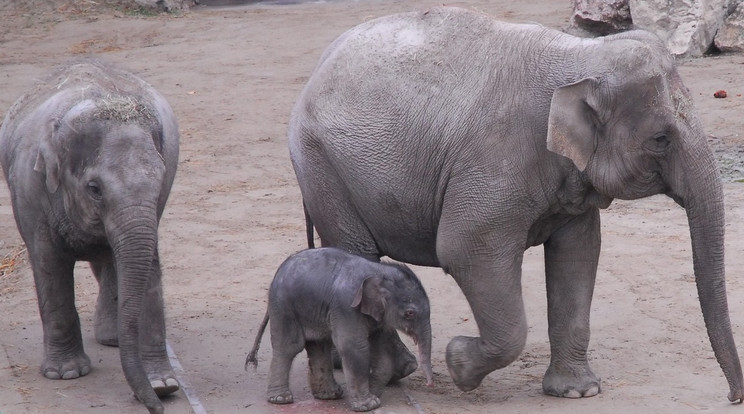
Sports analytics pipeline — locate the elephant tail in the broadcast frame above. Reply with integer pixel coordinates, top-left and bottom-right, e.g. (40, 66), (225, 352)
(245, 308), (270, 370)
(304, 199), (316, 249)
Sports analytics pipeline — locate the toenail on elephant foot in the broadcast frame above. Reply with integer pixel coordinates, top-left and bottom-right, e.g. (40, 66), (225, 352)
(445, 336), (489, 392)
(151, 377), (180, 397)
(268, 391), (294, 404)
(351, 395), (381, 412)
(42, 354), (92, 380)
(542, 363), (601, 398)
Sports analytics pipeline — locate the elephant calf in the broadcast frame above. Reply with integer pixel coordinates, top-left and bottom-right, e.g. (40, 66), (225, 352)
(0, 59), (179, 414)
(246, 247), (434, 412)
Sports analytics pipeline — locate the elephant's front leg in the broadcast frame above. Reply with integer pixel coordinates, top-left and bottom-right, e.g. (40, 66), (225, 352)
(138, 248), (179, 396)
(542, 208), (601, 398)
(334, 335), (380, 412)
(30, 238), (91, 379)
(436, 213), (528, 392)
(442, 255), (528, 392)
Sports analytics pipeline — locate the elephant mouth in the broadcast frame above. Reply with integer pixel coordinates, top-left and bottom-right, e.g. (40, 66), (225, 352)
(403, 328), (419, 345)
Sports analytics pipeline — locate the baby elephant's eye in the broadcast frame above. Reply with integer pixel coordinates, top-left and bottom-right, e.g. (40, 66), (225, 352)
(404, 309), (416, 320)
(87, 180), (102, 199)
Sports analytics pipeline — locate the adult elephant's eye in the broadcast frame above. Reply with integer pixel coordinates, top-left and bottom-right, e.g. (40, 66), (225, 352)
(87, 180), (103, 199)
(404, 309), (416, 320)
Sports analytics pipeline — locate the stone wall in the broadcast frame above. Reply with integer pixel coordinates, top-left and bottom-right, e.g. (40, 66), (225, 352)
(571, 0), (744, 57)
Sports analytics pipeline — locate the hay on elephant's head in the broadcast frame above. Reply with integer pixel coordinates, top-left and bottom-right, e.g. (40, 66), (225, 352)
(92, 94), (157, 126)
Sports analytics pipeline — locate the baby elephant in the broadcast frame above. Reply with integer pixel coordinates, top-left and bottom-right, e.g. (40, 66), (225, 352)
(246, 247), (434, 412)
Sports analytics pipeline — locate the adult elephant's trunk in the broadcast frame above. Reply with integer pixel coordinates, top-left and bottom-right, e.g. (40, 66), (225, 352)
(108, 204), (163, 414)
(672, 145), (744, 402)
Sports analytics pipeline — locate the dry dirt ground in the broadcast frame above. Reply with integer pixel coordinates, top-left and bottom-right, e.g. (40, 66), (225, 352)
(1, 1), (744, 413)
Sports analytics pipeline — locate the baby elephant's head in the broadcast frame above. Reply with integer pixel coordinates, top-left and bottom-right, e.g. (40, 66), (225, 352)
(352, 264), (434, 386)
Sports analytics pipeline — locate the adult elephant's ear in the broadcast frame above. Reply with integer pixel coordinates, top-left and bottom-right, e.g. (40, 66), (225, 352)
(546, 78), (600, 172)
(352, 275), (387, 322)
(33, 118), (62, 194)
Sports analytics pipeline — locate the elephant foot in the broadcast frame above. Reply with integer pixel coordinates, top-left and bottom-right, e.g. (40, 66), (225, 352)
(445, 336), (493, 392)
(144, 355), (180, 396)
(542, 361), (601, 398)
(94, 320), (118, 347)
(94, 293), (118, 347)
(149, 375), (180, 397)
(41, 351), (92, 380)
(389, 338), (418, 383)
(312, 383), (344, 400)
(268, 390), (294, 404)
(350, 395), (380, 412)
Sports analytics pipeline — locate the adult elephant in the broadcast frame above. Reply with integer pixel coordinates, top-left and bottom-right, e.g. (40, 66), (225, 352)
(0, 60), (179, 414)
(288, 7), (743, 401)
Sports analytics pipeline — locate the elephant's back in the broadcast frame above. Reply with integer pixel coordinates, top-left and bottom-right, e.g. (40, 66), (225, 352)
(289, 7), (562, 164)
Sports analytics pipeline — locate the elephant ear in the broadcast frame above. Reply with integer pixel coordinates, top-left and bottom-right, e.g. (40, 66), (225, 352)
(546, 77), (601, 172)
(351, 275), (387, 322)
(33, 118), (62, 194)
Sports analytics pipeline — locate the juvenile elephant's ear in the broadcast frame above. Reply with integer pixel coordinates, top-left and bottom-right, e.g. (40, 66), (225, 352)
(33, 118), (62, 194)
(351, 275), (387, 322)
(546, 78), (600, 172)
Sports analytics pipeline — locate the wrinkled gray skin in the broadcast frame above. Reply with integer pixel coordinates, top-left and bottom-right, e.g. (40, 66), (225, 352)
(246, 247), (433, 412)
(0, 60), (179, 414)
(289, 7), (744, 402)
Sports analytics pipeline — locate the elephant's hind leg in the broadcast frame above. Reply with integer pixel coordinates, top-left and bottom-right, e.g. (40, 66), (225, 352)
(91, 259), (118, 346)
(293, 142), (379, 258)
(542, 209), (601, 398)
(306, 340), (344, 400)
(267, 314), (305, 404)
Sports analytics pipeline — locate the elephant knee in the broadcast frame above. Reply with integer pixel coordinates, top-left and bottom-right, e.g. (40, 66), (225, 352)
(481, 323), (527, 368)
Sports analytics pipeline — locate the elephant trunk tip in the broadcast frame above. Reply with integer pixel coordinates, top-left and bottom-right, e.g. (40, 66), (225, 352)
(422, 363), (434, 387)
(728, 386), (743, 404)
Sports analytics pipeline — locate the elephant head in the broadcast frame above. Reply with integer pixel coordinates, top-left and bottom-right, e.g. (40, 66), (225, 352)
(33, 95), (170, 412)
(352, 264), (434, 386)
(546, 31), (743, 402)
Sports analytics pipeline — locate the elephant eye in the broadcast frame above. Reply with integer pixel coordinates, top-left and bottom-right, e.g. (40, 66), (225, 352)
(86, 180), (103, 199)
(646, 134), (670, 154)
(404, 309), (416, 320)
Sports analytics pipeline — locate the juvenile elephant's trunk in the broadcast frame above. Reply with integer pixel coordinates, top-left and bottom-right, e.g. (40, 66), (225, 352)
(108, 204), (163, 414)
(674, 146), (744, 402)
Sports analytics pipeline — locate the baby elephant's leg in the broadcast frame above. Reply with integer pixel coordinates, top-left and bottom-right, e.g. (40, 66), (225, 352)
(267, 316), (305, 404)
(306, 340), (343, 400)
(335, 341), (380, 412)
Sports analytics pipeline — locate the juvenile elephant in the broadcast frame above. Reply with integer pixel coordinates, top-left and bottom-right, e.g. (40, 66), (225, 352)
(289, 7), (743, 402)
(0, 60), (179, 414)
(245, 247), (433, 412)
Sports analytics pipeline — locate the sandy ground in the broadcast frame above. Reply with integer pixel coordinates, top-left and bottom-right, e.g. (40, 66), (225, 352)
(1, 1), (744, 413)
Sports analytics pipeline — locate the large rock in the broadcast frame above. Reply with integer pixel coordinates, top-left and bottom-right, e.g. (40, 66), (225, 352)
(629, 0), (729, 57)
(570, 0), (633, 35)
(715, 1), (744, 52)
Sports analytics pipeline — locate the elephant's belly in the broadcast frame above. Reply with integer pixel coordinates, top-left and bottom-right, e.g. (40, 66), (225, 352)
(374, 234), (440, 267)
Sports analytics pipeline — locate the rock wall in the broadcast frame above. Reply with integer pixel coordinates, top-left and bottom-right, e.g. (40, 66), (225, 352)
(571, 0), (744, 57)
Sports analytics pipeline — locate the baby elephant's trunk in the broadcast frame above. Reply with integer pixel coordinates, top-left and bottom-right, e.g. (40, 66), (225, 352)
(416, 325), (434, 386)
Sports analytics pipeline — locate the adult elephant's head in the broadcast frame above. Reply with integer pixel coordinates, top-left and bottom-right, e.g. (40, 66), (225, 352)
(546, 30), (743, 402)
(34, 94), (169, 411)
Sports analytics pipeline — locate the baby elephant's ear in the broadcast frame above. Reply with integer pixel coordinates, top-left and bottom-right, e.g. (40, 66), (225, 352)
(351, 275), (387, 322)
(33, 118), (62, 194)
